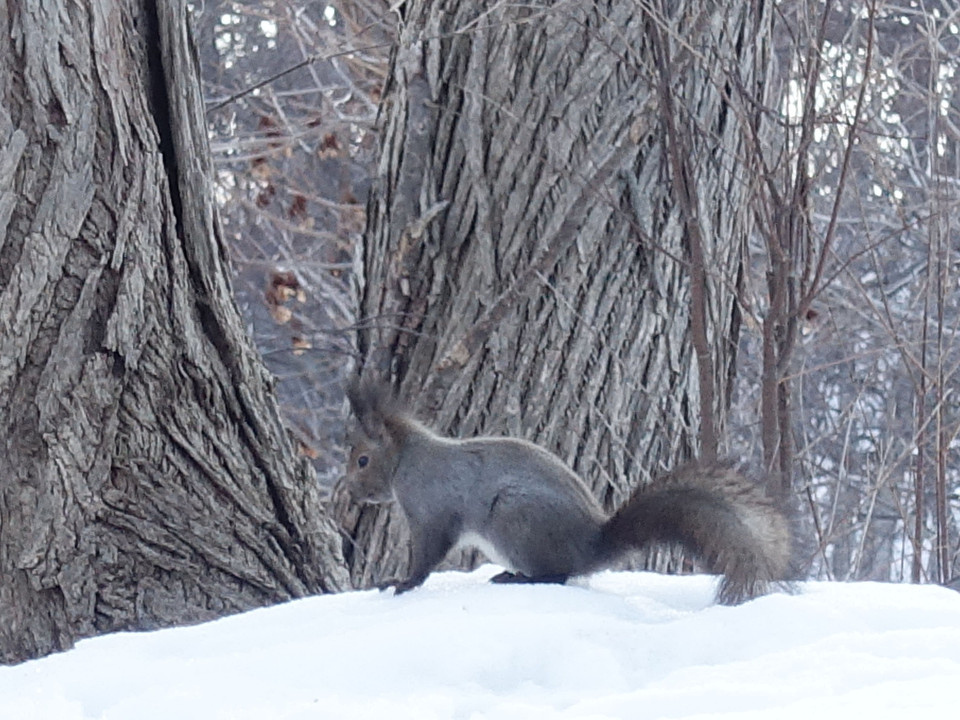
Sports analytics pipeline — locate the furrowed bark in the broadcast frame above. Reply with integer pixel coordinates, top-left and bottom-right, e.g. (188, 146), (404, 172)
(0, 0), (348, 665)
(340, 0), (769, 588)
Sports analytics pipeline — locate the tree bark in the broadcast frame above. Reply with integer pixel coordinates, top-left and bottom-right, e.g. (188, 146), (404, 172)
(340, 0), (770, 587)
(0, 0), (348, 665)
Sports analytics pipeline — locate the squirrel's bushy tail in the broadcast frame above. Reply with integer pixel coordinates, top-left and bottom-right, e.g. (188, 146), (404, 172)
(601, 460), (793, 604)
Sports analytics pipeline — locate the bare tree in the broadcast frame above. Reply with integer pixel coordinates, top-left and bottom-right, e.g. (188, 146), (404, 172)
(197, 1), (393, 487)
(338, 0), (774, 588)
(0, 0), (348, 665)
(730, 0), (960, 584)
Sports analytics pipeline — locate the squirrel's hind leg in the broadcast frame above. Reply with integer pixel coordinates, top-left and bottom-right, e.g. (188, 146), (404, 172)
(489, 570), (569, 585)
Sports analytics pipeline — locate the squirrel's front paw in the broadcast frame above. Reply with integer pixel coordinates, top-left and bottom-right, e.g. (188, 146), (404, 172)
(379, 575), (427, 595)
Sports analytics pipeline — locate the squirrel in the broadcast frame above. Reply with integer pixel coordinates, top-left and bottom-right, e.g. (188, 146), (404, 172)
(345, 381), (793, 604)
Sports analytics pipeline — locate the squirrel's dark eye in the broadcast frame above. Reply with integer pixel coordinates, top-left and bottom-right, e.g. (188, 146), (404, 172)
(357, 455), (369, 468)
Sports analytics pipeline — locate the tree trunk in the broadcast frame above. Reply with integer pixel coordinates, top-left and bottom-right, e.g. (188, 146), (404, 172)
(0, 0), (348, 665)
(340, 0), (770, 587)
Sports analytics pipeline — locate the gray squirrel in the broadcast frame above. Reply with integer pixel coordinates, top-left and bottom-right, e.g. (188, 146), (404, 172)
(345, 382), (793, 604)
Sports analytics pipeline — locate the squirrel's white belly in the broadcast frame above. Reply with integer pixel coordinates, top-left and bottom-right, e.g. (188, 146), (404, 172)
(457, 531), (516, 572)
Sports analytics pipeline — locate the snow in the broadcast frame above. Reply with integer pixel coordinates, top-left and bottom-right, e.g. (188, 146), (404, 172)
(2, 566), (959, 719)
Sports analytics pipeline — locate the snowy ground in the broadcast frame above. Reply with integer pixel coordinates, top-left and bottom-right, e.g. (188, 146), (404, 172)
(2, 566), (959, 719)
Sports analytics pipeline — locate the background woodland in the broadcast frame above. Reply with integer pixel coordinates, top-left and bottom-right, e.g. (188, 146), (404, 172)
(199, 0), (959, 587)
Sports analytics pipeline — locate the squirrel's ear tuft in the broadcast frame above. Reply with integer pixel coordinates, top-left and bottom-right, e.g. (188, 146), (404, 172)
(346, 375), (401, 441)
(345, 375), (367, 417)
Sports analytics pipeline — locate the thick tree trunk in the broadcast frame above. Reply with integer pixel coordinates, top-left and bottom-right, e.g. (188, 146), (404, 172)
(340, 1), (770, 587)
(0, 1), (348, 665)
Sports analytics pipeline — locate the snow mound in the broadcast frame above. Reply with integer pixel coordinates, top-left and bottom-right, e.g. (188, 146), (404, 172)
(2, 567), (958, 719)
